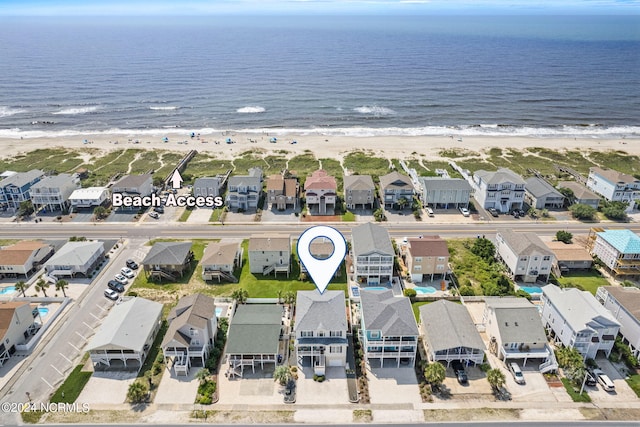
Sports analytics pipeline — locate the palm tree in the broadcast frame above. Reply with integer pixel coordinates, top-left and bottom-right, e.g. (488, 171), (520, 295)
(231, 288), (249, 304)
(487, 368), (506, 391)
(283, 291), (296, 306)
(127, 381), (148, 403)
(397, 197), (409, 210)
(277, 289), (283, 304)
(273, 365), (292, 386)
(55, 279), (69, 297)
(34, 278), (49, 297)
(424, 362), (446, 390)
(15, 280), (28, 297)
(195, 368), (210, 385)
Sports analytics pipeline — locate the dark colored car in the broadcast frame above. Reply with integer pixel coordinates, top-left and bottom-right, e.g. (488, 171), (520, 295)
(488, 208), (499, 217)
(585, 372), (597, 387)
(451, 360), (468, 385)
(284, 379), (296, 404)
(107, 280), (125, 293)
(126, 259), (139, 270)
(154, 206), (165, 214)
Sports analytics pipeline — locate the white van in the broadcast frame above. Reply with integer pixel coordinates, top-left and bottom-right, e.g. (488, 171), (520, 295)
(593, 369), (615, 392)
(509, 362), (526, 384)
(426, 207), (434, 217)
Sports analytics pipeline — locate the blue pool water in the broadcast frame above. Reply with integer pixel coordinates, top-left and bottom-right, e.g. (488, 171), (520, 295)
(366, 287), (389, 291)
(414, 286), (437, 294)
(0, 286), (16, 295)
(520, 286), (543, 295)
(37, 307), (49, 317)
(215, 307), (223, 317)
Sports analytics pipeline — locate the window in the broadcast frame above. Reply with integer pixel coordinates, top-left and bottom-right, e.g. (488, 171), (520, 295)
(301, 331), (313, 337)
(370, 331), (380, 339)
(329, 346), (343, 354)
(437, 257), (446, 261)
(318, 331), (326, 337)
(543, 256), (551, 261)
(330, 331), (342, 337)
(414, 257), (422, 262)
(414, 265), (422, 271)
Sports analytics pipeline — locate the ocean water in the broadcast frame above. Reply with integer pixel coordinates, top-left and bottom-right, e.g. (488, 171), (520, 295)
(0, 15), (638, 139)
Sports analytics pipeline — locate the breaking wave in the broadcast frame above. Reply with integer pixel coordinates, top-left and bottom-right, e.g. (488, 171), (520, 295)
(236, 106), (266, 114)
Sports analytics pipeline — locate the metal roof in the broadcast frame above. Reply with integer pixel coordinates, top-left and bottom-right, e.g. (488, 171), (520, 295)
(225, 304), (282, 355)
(597, 229), (640, 254)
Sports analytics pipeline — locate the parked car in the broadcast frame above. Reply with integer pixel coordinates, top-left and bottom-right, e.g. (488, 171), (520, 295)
(451, 360), (468, 385)
(592, 368), (615, 392)
(114, 274), (129, 285)
(459, 207), (470, 217)
(126, 259), (139, 270)
(107, 280), (125, 293)
(148, 211), (159, 219)
(488, 208), (499, 217)
(426, 207), (435, 217)
(509, 362), (526, 384)
(154, 206), (165, 214)
(585, 371), (597, 387)
(104, 288), (120, 301)
(284, 379), (296, 404)
(120, 267), (135, 279)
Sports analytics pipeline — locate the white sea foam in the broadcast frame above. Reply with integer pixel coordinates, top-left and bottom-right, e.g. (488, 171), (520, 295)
(0, 125), (638, 140)
(0, 107), (26, 118)
(52, 106), (98, 115)
(237, 106), (266, 114)
(353, 105), (396, 115)
(149, 106), (179, 111)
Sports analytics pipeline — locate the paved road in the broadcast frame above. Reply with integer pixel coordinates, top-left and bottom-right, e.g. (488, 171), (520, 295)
(0, 240), (148, 426)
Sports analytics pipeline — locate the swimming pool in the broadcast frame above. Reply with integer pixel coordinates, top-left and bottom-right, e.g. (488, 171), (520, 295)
(413, 286), (437, 294)
(37, 307), (49, 317)
(365, 287), (389, 291)
(215, 307), (223, 317)
(520, 286), (542, 294)
(0, 286), (16, 295)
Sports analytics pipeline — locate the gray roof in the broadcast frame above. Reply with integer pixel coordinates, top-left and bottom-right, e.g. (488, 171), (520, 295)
(87, 298), (162, 352)
(379, 171), (413, 190)
(557, 181), (600, 201)
(420, 300), (485, 352)
(31, 174), (76, 190)
(590, 167), (639, 184)
(228, 175), (261, 188)
(142, 241), (192, 266)
(498, 230), (554, 257)
(344, 175), (375, 191)
(352, 222), (394, 257)
(295, 291), (347, 332)
(249, 235), (290, 252)
(485, 297), (535, 309)
(493, 305), (547, 344)
(475, 168), (525, 185)
(525, 177), (564, 199)
(419, 177), (472, 192)
(193, 177), (221, 189)
(163, 293), (216, 348)
(45, 241), (104, 267)
(601, 286), (640, 320)
(0, 169), (44, 188)
(112, 174), (152, 190)
(225, 305), (282, 355)
(542, 285), (620, 332)
(360, 290), (419, 336)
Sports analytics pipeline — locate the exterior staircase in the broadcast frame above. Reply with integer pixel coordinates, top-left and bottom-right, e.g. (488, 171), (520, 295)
(263, 264), (275, 275)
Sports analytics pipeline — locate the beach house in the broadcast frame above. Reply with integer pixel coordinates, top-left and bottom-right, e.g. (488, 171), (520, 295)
(403, 236), (449, 283)
(68, 187), (110, 210)
(495, 230), (555, 283)
(0, 241), (54, 279)
(193, 177), (223, 198)
(294, 290), (348, 374)
(0, 302), (38, 367)
(351, 222), (394, 286)
(266, 174), (299, 211)
(344, 175), (375, 210)
(596, 286), (640, 362)
(44, 240), (105, 278)
(556, 181), (600, 209)
(587, 167), (640, 207)
(524, 177), (565, 209)
(541, 285), (620, 359)
(226, 168), (262, 211)
(418, 177), (472, 210)
(472, 168), (526, 213)
(248, 234), (291, 276)
(162, 293), (217, 375)
(30, 173), (80, 213)
(0, 169), (45, 212)
(86, 298), (163, 371)
(304, 169), (337, 215)
(589, 228), (640, 277)
(201, 240), (242, 282)
(111, 174), (153, 210)
(141, 241), (194, 281)
(299, 237), (342, 279)
(359, 289), (419, 368)
(379, 171), (414, 209)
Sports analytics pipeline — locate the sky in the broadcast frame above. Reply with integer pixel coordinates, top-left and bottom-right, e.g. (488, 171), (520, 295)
(0, 0), (639, 15)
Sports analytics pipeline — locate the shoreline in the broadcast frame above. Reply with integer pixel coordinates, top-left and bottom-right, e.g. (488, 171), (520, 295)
(1, 133), (639, 162)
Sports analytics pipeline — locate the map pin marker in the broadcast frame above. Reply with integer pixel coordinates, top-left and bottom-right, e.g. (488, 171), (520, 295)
(297, 226), (347, 294)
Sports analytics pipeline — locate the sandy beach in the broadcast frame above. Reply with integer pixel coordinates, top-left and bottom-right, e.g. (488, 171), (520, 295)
(0, 132), (638, 163)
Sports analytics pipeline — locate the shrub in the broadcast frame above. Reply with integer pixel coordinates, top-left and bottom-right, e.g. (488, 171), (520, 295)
(556, 230), (573, 244)
(403, 289), (417, 298)
(458, 286), (475, 296)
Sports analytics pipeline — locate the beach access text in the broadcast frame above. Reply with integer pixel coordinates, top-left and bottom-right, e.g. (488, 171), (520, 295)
(112, 193), (224, 209)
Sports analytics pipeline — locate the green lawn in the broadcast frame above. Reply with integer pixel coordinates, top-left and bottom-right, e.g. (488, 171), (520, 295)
(178, 208), (193, 222)
(554, 270), (610, 295)
(341, 211), (356, 222)
(49, 365), (92, 403)
(561, 378), (591, 403)
(411, 301), (431, 322)
(209, 208), (226, 222)
(626, 373), (640, 398)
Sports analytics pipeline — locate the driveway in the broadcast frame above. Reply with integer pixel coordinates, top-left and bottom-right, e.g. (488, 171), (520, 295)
(78, 371), (137, 404)
(261, 206), (300, 223)
(500, 360), (554, 402)
(366, 367), (421, 405)
(154, 366), (199, 404)
(296, 366), (349, 405)
(589, 357), (638, 403)
(107, 209), (138, 223)
(186, 207), (213, 223)
(217, 363), (283, 405)
(442, 364), (493, 396)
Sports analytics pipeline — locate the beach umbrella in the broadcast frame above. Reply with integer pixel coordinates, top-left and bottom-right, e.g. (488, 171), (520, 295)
(162, 137), (169, 142)
(270, 137), (277, 143)
(226, 138), (232, 143)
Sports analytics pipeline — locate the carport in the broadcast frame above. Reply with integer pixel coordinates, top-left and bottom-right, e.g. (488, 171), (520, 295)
(224, 304), (282, 378)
